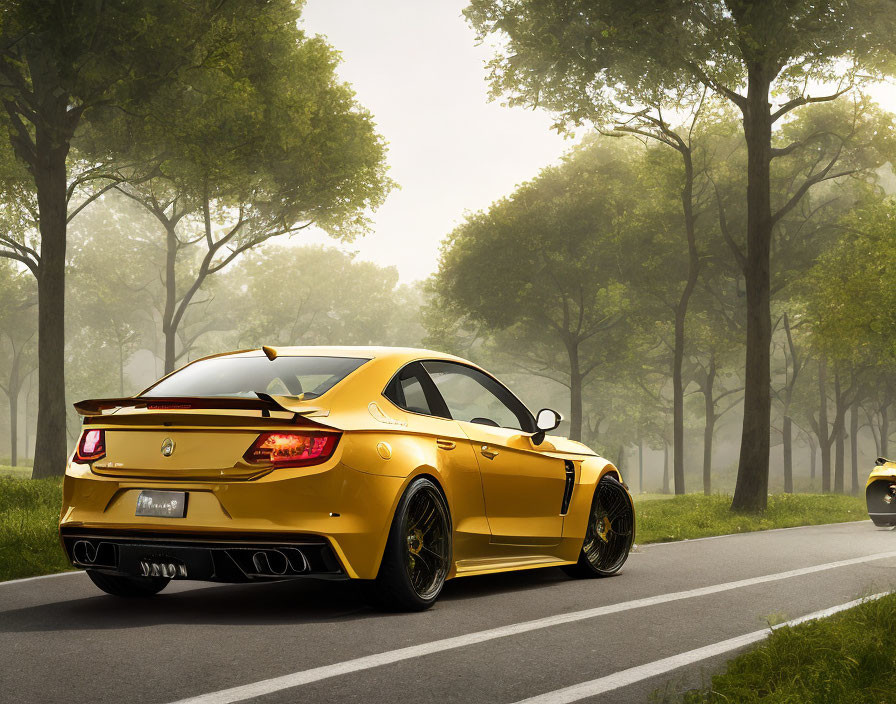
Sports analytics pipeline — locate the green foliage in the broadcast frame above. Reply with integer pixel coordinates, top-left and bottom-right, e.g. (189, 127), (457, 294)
(222, 245), (423, 349)
(668, 593), (896, 703)
(804, 195), (896, 367)
(464, 0), (896, 133)
(429, 135), (640, 439)
(635, 493), (865, 544)
(0, 476), (69, 581)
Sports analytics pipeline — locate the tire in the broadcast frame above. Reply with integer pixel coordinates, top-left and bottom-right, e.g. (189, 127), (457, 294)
(563, 475), (635, 578)
(86, 569), (170, 597)
(363, 477), (452, 611)
(866, 480), (896, 527)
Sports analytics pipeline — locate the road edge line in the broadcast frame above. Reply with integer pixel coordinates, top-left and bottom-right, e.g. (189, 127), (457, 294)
(165, 550), (896, 704)
(511, 592), (892, 704)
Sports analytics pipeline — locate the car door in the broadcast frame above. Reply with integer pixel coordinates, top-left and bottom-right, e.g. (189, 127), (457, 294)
(382, 362), (492, 558)
(421, 360), (567, 546)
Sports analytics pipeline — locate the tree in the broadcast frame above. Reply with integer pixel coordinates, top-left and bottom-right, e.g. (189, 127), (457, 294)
(465, 0), (896, 510)
(804, 193), (896, 479)
(0, 261), (36, 464)
(101, 17), (393, 372)
(225, 245), (422, 349)
(65, 198), (160, 421)
(0, 0), (294, 477)
(430, 137), (636, 441)
(605, 123), (712, 493)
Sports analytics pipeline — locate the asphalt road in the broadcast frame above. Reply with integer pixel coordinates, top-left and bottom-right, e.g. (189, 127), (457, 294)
(3, 520), (896, 704)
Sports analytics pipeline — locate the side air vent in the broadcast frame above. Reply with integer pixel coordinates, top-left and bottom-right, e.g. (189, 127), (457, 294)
(560, 461), (576, 515)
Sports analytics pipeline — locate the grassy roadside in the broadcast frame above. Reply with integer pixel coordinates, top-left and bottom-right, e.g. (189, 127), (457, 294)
(658, 593), (896, 703)
(633, 492), (867, 545)
(0, 473), (71, 581)
(0, 472), (871, 582)
(0, 464), (32, 478)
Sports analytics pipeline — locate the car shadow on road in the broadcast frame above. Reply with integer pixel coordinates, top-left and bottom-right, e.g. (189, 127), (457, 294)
(2, 567), (576, 633)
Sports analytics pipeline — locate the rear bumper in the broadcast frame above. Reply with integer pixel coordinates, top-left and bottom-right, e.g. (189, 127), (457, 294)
(60, 527), (347, 582)
(60, 458), (406, 580)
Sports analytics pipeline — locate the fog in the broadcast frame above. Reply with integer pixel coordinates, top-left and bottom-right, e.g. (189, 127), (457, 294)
(0, 1), (894, 505)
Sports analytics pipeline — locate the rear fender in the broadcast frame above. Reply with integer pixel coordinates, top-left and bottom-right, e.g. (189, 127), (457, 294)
(362, 464), (448, 579)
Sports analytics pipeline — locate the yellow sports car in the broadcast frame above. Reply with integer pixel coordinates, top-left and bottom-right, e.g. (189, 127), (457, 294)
(61, 346), (635, 610)
(867, 457), (896, 527)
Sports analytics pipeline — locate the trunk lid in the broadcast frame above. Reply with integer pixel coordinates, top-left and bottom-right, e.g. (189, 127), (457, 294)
(74, 395), (336, 480)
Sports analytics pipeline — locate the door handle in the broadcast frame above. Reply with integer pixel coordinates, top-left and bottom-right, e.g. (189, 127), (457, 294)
(436, 439), (456, 450)
(480, 445), (499, 459)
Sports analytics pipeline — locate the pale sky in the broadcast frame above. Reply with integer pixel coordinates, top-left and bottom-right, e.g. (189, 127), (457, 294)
(298, 1), (896, 284)
(299, 0), (571, 283)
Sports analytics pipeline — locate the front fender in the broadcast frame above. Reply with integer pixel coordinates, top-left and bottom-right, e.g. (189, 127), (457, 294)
(563, 458), (630, 545)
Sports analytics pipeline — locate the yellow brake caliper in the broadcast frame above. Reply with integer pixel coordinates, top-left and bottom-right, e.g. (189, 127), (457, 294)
(596, 515), (611, 543)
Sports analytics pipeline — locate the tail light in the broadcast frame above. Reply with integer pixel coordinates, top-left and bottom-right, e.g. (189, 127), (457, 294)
(75, 429), (106, 462)
(243, 432), (340, 468)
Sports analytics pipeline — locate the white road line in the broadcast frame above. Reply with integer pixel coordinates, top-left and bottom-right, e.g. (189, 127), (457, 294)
(0, 570), (80, 586)
(640, 518), (871, 547)
(512, 592), (892, 704)
(167, 549), (896, 704)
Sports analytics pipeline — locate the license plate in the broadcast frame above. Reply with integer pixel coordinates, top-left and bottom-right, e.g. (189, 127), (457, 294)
(136, 490), (187, 518)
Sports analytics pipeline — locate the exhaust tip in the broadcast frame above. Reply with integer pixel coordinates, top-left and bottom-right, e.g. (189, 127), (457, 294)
(73, 540), (98, 565)
(252, 550), (289, 576)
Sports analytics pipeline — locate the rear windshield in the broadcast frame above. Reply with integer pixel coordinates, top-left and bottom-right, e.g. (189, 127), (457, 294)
(142, 356), (368, 400)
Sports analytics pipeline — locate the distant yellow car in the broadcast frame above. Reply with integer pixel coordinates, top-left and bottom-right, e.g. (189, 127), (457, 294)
(61, 346), (634, 610)
(867, 457), (896, 527)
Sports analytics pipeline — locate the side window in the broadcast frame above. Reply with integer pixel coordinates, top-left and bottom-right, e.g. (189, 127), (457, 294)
(385, 363), (435, 416)
(422, 361), (533, 431)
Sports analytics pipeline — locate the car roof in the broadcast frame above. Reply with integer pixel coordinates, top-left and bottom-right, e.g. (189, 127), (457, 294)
(215, 346), (476, 367)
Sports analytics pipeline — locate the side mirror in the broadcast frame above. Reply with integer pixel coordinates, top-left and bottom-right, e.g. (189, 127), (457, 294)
(536, 408), (562, 432)
(532, 408), (562, 446)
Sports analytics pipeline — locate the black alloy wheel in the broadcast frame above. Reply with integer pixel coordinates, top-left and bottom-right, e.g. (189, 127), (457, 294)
(364, 477), (452, 611)
(564, 475), (635, 578)
(403, 482), (451, 600)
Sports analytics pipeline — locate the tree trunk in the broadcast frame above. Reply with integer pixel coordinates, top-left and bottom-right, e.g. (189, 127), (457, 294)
(671, 149), (697, 497)
(162, 223), (179, 374)
(833, 371), (845, 493)
(818, 358), (831, 493)
(118, 336), (125, 397)
(21, 373), (33, 461)
(638, 439), (643, 494)
(882, 402), (890, 458)
(9, 383), (18, 467)
(809, 436), (817, 482)
(732, 70), (773, 512)
(7, 352), (20, 466)
(566, 340), (582, 442)
(782, 415), (793, 494)
(30, 124), (72, 479)
(850, 399), (860, 495)
(781, 312), (797, 494)
(701, 357), (717, 497)
(23, 378), (29, 461)
(703, 410), (715, 497)
(662, 440), (670, 494)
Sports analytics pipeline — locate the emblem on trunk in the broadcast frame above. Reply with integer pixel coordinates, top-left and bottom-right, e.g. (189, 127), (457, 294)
(161, 438), (176, 457)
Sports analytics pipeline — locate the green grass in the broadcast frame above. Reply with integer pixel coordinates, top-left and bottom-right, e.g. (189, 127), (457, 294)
(634, 493), (867, 545)
(659, 593), (896, 703)
(0, 475), (72, 581)
(0, 464), (33, 478)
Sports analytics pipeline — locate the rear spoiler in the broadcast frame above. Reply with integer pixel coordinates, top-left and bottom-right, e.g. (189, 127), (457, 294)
(73, 393), (327, 418)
